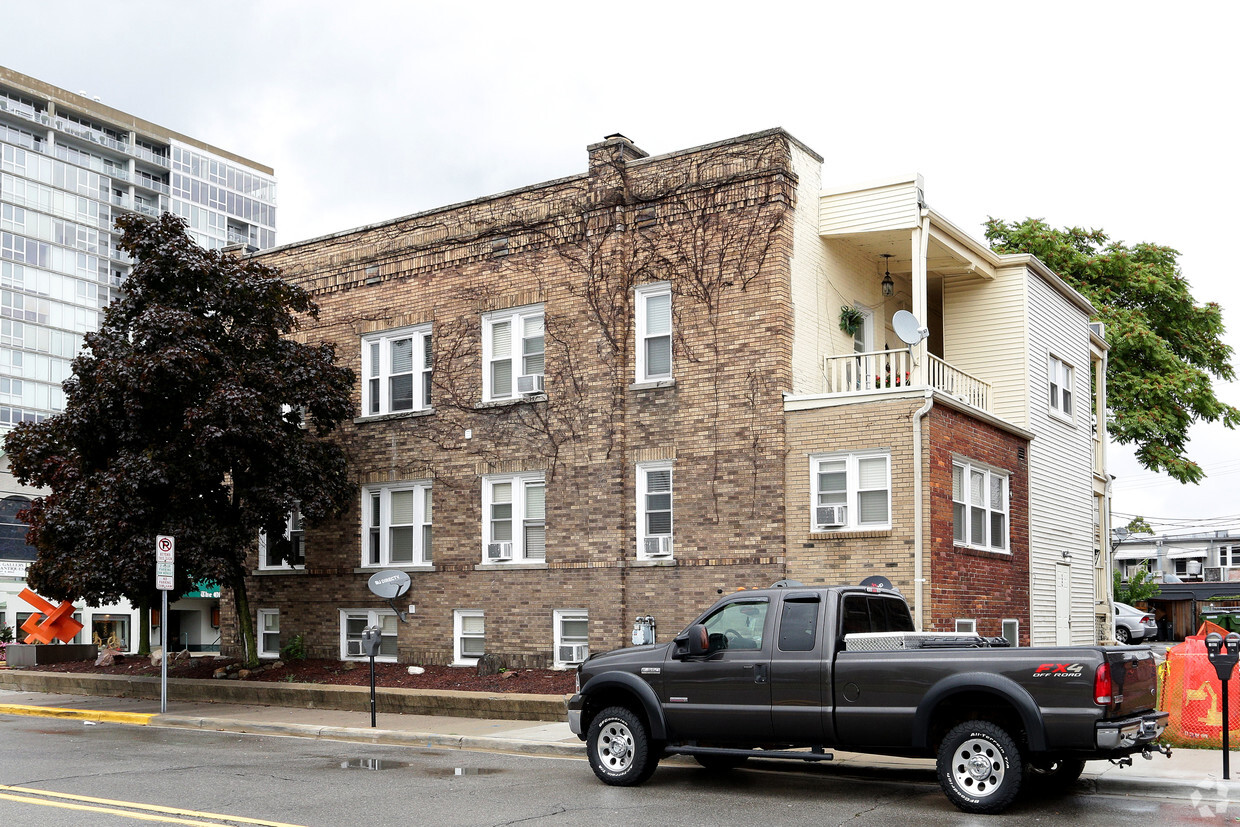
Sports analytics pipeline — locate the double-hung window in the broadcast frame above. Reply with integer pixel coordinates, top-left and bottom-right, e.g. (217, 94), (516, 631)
(454, 609), (485, 665)
(483, 305), (544, 401)
(635, 283), (672, 382)
(554, 609), (589, 667)
(362, 324), (432, 416)
(258, 506), (305, 570)
(953, 460), (1009, 552)
(363, 481), (432, 567)
(482, 473), (545, 562)
(811, 451), (890, 531)
(637, 461), (673, 558)
(341, 609), (397, 661)
(257, 609), (280, 658)
(1048, 354), (1074, 421)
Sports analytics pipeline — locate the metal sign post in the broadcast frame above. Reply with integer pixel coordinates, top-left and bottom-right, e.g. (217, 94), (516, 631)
(155, 535), (175, 714)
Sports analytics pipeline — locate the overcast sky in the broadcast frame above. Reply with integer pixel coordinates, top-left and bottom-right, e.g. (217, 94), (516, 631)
(7, 1), (1238, 535)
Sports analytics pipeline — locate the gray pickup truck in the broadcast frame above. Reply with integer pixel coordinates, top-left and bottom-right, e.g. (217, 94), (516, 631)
(567, 584), (1170, 814)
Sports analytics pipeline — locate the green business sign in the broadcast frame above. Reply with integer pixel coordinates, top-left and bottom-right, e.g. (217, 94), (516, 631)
(182, 581), (221, 599)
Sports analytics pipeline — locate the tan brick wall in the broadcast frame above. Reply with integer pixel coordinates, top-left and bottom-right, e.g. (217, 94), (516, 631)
(234, 132), (803, 666)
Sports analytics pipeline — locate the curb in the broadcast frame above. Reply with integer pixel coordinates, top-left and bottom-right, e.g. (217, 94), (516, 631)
(151, 714), (586, 758)
(0, 703), (154, 726)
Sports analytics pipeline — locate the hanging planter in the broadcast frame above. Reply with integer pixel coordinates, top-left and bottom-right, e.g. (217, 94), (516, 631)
(839, 305), (864, 336)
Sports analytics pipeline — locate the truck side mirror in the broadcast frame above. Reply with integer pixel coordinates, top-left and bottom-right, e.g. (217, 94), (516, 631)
(672, 624), (709, 659)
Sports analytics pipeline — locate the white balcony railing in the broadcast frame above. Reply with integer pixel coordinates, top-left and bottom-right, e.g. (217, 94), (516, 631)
(822, 349), (991, 411)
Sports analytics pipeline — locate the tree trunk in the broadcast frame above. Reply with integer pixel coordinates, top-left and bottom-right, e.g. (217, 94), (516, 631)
(232, 577), (258, 667)
(137, 595), (151, 656)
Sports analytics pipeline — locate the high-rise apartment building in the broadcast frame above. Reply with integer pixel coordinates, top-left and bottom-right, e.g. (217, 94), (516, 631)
(0, 65), (276, 428)
(0, 66), (275, 653)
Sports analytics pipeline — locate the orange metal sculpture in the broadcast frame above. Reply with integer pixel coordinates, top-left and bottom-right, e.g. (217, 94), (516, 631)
(18, 588), (84, 644)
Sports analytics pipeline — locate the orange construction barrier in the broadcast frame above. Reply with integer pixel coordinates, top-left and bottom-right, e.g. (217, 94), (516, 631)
(1161, 622), (1240, 748)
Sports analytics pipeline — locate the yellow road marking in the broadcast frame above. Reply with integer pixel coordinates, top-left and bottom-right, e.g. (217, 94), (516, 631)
(0, 785), (309, 827)
(0, 703), (154, 725)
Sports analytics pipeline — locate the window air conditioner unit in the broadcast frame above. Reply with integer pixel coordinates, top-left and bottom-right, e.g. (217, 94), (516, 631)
(346, 640), (363, 657)
(816, 505), (846, 528)
(487, 542), (513, 561)
(516, 374), (544, 395)
(644, 536), (672, 557)
(559, 643), (589, 664)
(1206, 566), (1224, 582)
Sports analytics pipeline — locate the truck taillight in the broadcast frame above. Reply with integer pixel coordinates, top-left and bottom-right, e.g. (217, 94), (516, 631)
(1094, 662), (1113, 705)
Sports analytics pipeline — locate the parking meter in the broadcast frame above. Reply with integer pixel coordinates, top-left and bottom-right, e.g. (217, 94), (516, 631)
(360, 626), (382, 728)
(1205, 632), (1240, 779)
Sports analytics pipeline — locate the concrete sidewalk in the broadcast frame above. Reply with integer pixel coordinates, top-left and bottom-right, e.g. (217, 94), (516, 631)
(2, 685), (1237, 807)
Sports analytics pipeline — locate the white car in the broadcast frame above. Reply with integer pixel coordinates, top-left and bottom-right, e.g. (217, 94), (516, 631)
(1114, 601), (1157, 644)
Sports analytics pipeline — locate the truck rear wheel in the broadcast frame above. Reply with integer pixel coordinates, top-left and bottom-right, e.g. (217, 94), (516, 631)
(937, 720), (1023, 814)
(587, 706), (659, 786)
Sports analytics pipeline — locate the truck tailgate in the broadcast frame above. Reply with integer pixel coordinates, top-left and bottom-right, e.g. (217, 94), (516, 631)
(1108, 648), (1158, 717)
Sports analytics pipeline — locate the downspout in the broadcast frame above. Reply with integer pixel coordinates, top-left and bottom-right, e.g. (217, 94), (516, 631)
(913, 387), (934, 631)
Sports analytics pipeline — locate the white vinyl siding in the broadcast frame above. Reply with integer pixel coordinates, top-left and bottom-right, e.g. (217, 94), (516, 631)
(819, 179), (922, 235)
(362, 325), (431, 415)
(483, 305), (544, 401)
(635, 283), (672, 382)
(941, 264), (1028, 426)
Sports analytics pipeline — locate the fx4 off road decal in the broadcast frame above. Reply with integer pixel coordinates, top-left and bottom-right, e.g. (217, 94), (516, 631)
(1032, 663), (1085, 678)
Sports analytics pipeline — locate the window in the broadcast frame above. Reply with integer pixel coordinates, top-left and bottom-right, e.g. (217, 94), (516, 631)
(554, 609), (589, 667)
(1002, 619), (1020, 647)
(362, 325), (431, 416)
(952, 461), (1008, 552)
(1224, 545), (1240, 568)
(257, 609), (280, 658)
(483, 305), (544, 401)
(258, 507), (305, 570)
(363, 481), (432, 567)
(482, 473), (544, 562)
(839, 594), (915, 642)
(635, 283), (672, 382)
(701, 598), (769, 654)
(1048, 354), (1074, 421)
(340, 609), (397, 661)
(778, 597), (820, 652)
(811, 451), (890, 531)
(454, 609), (485, 665)
(636, 461), (673, 558)
(955, 619), (977, 634)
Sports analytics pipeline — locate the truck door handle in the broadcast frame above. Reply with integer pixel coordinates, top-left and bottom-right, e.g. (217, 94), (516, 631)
(754, 663), (768, 684)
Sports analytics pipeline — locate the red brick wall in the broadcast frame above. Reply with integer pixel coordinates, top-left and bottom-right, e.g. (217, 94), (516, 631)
(926, 404), (1030, 643)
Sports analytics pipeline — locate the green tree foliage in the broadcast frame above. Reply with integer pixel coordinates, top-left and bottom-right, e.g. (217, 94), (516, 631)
(3, 213), (355, 664)
(1125, 516), (1154, 535)
(1113, 564), (1161, 605)
(985, 219), (1239, 484)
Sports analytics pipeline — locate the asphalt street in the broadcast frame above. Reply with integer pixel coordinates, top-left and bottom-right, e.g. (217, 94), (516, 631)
(0, 716), (1227, 826)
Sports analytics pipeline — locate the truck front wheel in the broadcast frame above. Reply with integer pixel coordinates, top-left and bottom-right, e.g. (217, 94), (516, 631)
(587, 706), (659, 786)
(937, 720), (1023, 814)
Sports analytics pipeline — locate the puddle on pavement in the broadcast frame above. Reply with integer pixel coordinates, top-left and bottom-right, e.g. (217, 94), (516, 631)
(339, 758), (408, 771)
(424, 766), (507, 777)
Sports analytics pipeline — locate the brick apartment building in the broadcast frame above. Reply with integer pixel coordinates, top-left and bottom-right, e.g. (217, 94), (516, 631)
(234, 128), (1110, 667)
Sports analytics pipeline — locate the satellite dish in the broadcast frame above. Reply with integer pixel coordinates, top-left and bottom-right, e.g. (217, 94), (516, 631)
(860, 575), (898, 592)
(892, 310), (929, 346)
(367, 569), (411, 600)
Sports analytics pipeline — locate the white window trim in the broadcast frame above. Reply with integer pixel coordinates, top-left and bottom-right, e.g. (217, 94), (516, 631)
(1002, 618), (1020, 647)
(361, 324), (432, 417)
(809, 450), (891, 532)
(955, 619), (977, 634)
(482, 304), (544, 403)
(257, 508), (305, 571)
(454, 609), (485, 666)
(257, 608), (280, 659)
(1048, 353), (1075, 423)
(361, 480), (433, 568)
(481, 471), (545, 563)
(339, 608), (398, 662)
(636, 460), (674, 559)
(952, 460), (1010, 553)
(553, 608), (589, 669)
(635, 282), (672, 383)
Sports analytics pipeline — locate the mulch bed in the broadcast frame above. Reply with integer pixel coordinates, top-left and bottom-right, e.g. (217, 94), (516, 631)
(9, 656), (577, 695)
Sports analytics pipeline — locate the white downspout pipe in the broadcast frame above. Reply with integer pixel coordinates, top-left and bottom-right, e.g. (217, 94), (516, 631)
(913, 387), (934, 631)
